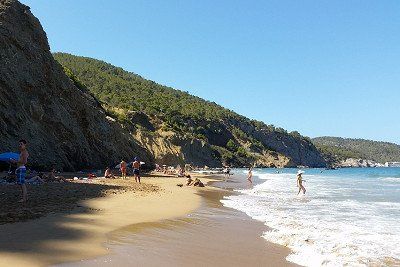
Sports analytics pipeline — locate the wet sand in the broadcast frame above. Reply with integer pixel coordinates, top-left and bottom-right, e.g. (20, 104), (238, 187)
(57, 180), (298, 267)
(0, 173), (297, 266)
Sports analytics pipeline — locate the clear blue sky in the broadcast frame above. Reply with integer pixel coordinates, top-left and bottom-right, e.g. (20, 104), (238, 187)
(23, 0), (400, 144)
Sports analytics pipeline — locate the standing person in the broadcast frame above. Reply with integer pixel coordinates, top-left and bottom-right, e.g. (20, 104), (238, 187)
(132, 157), (141, 183)
(297, 170), (306, 195)
(247, 166), (253, 184)
(12, 139), (29, 203)
(120, 160), (127, 179)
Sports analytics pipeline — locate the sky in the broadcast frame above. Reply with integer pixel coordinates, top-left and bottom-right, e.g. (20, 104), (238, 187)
(22, 0), (400, 144)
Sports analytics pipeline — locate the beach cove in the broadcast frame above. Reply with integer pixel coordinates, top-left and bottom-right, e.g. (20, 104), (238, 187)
(0, 174), (295, 267)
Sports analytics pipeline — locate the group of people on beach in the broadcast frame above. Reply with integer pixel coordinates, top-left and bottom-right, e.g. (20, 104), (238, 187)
(246, 166), (306, 195)
(7, 139), (306, 204)
(5, 139), (144, 203)
(117, 157), (141, 182)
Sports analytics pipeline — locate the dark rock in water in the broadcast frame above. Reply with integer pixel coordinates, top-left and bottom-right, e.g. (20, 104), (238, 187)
(0, 0), (153, 171)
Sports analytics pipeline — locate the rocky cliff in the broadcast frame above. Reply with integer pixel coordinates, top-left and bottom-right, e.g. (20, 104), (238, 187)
(0, 0), (153, 171)
(0, 0), (327, 171)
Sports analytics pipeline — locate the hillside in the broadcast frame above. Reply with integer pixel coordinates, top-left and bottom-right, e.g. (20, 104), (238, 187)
(312, 137), (400, 164)
(0, 0), (153, 171)
(53, 53), (326, 168)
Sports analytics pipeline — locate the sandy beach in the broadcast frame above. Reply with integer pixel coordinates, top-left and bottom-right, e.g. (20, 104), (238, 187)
(0, 174), (295, 267)
(0, 176), (206, 266)
(59, 185), (297, 267)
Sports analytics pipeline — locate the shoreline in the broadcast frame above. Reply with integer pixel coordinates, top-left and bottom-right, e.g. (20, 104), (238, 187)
(57, 174), (297, 267)
(0, 176), (209, 267)
(0, 173), (297, 267)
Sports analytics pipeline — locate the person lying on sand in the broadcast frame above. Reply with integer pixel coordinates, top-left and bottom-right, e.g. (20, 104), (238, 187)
(26, 173), (44, 184)
(42, 169), (67, 182)
(192, 177), (205, 187)
(177, 167), (185, 177)
(104, 167), (115, 178)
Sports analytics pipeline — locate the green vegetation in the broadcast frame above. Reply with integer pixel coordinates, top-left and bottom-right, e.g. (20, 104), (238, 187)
(312, 137), (400, 163)
(54, 52), (319, 166)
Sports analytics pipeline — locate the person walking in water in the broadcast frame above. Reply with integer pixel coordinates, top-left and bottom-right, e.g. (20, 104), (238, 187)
(120, 160), (127, 179)
(12, 139), (29, 203)
(247, 166), (253, 184)
(132, 157), (141, 183)
(297, 170), (306, 195)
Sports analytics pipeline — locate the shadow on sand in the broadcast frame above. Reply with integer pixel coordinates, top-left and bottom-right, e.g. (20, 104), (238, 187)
(0, 181), (139, 265)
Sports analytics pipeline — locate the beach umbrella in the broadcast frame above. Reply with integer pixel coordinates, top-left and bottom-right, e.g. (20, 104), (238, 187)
(0, 152), (19, 162)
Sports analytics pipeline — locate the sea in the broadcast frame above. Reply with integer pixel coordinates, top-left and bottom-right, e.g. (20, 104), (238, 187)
(221, 168), (400, 266)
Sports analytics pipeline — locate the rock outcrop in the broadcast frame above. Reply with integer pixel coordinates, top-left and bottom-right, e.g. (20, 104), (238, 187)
(337, 158), (384, 168)
(134, 129), (220, 167)
(0, 0), (153, 171)
(229, 120), (326, 167)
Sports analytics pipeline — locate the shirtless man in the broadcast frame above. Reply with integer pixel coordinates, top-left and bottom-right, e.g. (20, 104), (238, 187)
(132, 157), (141, 183)
(12, 140), (29, 203)
(120, 160), (127, 179)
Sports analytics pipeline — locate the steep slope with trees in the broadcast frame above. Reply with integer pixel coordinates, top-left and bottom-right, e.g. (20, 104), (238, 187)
(54, 53), (326, 168)
(313, 137), (400, 164)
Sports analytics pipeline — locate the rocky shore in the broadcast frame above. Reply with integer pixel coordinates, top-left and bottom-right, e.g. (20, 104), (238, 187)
(336, 158), (384, 168)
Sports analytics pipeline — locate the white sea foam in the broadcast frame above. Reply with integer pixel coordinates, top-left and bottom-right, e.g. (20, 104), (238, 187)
(381, 177), (400, 182)
(221, 170), (400, 266)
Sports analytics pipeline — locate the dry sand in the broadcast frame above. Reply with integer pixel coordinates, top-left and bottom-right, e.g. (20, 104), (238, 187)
(0, 177), (206, 267)
(0, 179), (158, 224)
(0, 175), (295, 267)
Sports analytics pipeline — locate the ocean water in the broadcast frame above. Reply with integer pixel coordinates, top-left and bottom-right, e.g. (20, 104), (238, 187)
(221, 168), (400, 266)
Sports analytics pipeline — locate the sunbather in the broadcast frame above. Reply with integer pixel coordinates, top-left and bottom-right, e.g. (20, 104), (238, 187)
(105, 167), (115, 178)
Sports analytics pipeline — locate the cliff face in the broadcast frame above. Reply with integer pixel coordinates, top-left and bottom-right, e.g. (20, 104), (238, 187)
(227, 119), (326, 167)
(0, 0), (153, 171)
(0, 0), (327, 170)
(134, 129), (221, 167)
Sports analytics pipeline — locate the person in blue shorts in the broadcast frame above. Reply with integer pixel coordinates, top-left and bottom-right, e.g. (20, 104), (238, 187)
(12, 139), (29, 203)
(132, 157), (141, 183)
